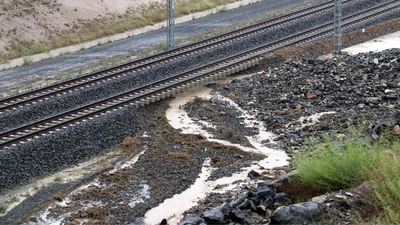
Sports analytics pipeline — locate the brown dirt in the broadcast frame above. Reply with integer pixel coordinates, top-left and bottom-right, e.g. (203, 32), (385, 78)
(0, 0), (163, 53)
(276, 177), (326, 203)
(65, 206), (110, 225)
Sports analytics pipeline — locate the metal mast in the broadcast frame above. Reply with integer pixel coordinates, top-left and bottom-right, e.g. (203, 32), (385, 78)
(167, 0), (175, 50)
(333, 0), (342, 55)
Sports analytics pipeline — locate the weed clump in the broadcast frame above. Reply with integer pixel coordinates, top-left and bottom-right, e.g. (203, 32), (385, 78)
(292, 126), (400, 224)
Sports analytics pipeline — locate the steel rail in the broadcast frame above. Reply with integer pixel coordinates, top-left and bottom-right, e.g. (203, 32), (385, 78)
(0, 0), (356, 112)
(0, 1), (398, 149)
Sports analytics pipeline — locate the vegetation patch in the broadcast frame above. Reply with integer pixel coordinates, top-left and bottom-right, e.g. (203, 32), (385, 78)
(291, 126), (400, 224)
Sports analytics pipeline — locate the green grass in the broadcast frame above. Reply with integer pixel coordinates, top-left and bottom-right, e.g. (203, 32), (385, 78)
(0, 205), (6, 214)
(22, 56), (33, 65)
(292, 126), (400, 223)
(9, 196), (19, 203)
(54, 177), (63, 182)
(366, 142), (400, 224)
(293, 131), (378, 191)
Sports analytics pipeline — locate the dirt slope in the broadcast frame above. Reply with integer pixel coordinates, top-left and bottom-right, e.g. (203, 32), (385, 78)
(0, 0), (163, 54)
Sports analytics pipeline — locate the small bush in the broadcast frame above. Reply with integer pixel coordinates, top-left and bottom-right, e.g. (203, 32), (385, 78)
(0, 206), (6, 214)
(157, 42), (167, 51)
(293, 131), (378, 191)
(23, 56), (33, 65)
(293, 127), (400, 223)
(366, 142), (400, 224)
(10, 196), (19, 203)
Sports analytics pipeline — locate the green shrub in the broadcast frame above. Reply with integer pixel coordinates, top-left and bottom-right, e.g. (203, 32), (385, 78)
(54, 177), (63, 182)
(293, 127), (400, 223)
(366, 142), (400, 224)
(157, 42), (167, 51)
(0, 205), (5, 214)
(293, 132), (378, 191)
(23, 56), (33, 65)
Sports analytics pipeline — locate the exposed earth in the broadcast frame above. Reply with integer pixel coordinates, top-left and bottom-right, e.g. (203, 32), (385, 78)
(0, 0), (165, 53)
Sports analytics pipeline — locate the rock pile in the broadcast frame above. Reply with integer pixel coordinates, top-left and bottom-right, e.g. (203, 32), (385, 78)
(177, 48), (400, 224)
(216, 48), (400, 153)
(178, 177), (326, 225)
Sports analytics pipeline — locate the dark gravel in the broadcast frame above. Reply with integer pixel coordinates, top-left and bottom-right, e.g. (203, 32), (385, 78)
(0, 105), (139, 191)
(172, 48), (400, 225)
(214, 48), (400, 154)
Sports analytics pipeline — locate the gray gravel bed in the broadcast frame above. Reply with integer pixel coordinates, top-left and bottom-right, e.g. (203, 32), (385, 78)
(216, 48), (400, 153)
(0, 0), (394, 133)
(0, 105), (139, 191)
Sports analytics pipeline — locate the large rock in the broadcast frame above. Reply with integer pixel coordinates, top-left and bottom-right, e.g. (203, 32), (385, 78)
(273, 193), (292, 206)
(201, 203), (232, 224)
(231, 208), (252, 221)
(230, 194), (246, 208)
(270, 202), (327, 224)
(237, 199), (257, 212)
(256, 186), (275, 200)
(179, 217), (205, 225)
(371, 117), (399, 139)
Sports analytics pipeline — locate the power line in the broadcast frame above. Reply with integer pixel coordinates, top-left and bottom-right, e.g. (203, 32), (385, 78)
(0, 0), (76, 15)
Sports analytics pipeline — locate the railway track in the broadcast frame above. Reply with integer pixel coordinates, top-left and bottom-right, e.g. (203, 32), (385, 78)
(0, 0), (399, 149)
(0, 0), (356, 112)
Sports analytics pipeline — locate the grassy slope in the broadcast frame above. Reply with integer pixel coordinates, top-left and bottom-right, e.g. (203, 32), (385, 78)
(0, 0), (239, 63)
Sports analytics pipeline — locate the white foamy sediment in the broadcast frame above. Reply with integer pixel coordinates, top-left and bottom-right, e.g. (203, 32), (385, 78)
(146, 83), (288, 225)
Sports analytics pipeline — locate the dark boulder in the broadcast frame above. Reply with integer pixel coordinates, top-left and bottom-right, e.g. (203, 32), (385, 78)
(273, 193), (292, 206)
(237, 199), (257, 212)
(230, 194), (246, 208)
(270, 202), (327, 224)
(231, 208), (252, 221)
(248, 170), (261, 179)
(256, 186), (275, 200)
(179, 217), (205, 225)
(201, 203), (232, 224)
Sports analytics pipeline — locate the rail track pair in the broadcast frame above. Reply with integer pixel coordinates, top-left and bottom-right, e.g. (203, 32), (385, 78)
(0, 0), (399, 149)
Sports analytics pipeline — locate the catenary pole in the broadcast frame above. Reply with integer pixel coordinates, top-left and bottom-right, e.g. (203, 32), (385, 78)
(333, 0), (342, 55)
(167, 0), (175, 50)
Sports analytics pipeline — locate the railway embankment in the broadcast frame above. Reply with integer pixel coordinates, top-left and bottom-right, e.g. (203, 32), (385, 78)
(0, 0), (399, 224)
